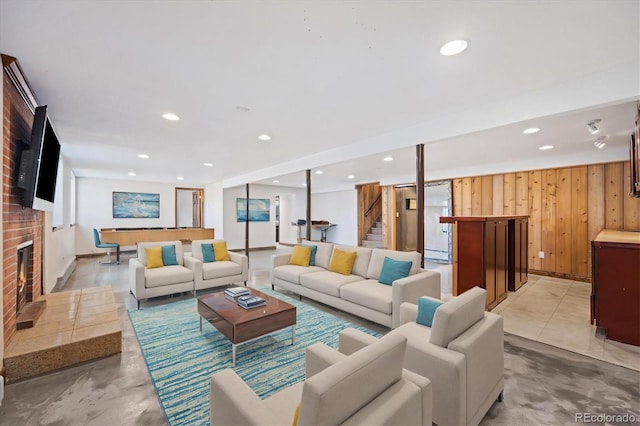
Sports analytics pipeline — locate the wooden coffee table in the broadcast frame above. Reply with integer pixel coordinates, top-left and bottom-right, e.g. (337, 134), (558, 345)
(197, 288), (296, 367)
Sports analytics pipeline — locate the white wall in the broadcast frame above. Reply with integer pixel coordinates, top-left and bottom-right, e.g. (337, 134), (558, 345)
(0, 68), (4, 369)
(75, 177), (181, 254)
(204, 181), (224, 239)
(43, 158), (76, 293)
(223, 184), (306, 250)
(310, 190), (358, 245)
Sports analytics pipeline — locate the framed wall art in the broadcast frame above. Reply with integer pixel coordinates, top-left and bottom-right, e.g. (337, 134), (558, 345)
(236, 198), (270, 222)
(113, 192), (160, 218)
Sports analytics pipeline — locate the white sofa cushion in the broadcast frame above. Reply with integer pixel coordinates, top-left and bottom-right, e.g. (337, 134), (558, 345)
(302, 239), (334, 269)
(273, 265), (324, 284)
(138, 240), (184, 267)
(340, 279), (393, 314)
(391, 320), (435, 342)
(202, 261), (242, 280)
(335, 245), (373, 278)
(367, 249), (421, 280)
(430, 286), (486, 348)
(145, 265), (193, 288)
(300, 271), (363, 297)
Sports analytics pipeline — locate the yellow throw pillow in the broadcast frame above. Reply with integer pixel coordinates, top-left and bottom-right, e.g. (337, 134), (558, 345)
(289, 246), (312, 267)
(213, 241), (230, 261)
(291, 402), (301, 426)
(328, 248), (357, 275)
(145, 246), (164, 269)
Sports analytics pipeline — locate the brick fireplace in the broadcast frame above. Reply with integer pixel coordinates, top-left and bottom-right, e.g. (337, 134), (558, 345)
(2, 58), (44, 346)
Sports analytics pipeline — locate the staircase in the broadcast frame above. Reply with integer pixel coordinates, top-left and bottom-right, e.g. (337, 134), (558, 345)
(361, 218), (384, 248)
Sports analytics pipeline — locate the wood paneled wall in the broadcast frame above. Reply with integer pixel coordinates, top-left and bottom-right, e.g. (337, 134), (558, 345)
(452, 162), (640, 280)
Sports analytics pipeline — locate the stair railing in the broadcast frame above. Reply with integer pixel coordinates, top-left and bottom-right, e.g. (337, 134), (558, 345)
(360, 193), (382, 245)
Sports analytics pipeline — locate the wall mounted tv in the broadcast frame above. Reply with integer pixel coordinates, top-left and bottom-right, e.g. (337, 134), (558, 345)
(16, 105), (61, 211)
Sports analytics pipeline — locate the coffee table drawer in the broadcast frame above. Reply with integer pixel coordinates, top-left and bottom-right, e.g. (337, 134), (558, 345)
(235, 308), (296, 343)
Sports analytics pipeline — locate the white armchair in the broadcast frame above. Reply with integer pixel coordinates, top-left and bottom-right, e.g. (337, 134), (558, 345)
(185, 239), (248, 294)
(210, 333), (433, 426)
(339, 286), (504, 426)
(129, 240), (195, 309)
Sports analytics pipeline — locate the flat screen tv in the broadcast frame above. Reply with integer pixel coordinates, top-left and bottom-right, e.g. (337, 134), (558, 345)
(16, 105), (61, 211)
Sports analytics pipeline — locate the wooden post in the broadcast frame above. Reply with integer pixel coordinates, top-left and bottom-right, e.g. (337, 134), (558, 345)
(306, 169), (311, 241)
(416, 144), (425, 267)
(245, 183), (250, 261)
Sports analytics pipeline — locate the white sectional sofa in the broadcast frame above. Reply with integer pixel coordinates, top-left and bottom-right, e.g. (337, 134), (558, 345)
(270, 240), (441, 328)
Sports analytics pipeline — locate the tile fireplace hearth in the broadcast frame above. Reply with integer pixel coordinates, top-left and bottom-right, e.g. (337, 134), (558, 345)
(3, 286), (121, 382)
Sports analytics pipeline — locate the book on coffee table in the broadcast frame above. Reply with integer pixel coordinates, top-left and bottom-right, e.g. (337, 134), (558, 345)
(237, 295), (266, 309)
(224, 287), (250, 297)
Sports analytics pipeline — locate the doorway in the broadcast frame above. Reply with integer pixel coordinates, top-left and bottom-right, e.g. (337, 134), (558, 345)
(423, 181), (452, 264)
(175, 187), (204, 228)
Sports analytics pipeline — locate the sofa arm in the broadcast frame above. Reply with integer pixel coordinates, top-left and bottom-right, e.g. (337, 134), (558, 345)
(229, 252), (249, 282)
(402, 369), (433, 426)
(183, 255), (202, 289)
(129, 258), (146, 300)
(270, 253), (292, 284)
(402, 336), (467, 426)
(305, 342), (347, 379)
(391, 271), (441, 328)
(338, 328), (379, 355)
(399, 302), (419, 325)
(210, 369), (281, 425)
(448, 313), (504, 420)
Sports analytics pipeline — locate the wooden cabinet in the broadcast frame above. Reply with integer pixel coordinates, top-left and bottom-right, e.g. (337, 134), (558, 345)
(508, 218), (529, 291)
(591, 229), (640, 346)
(441, 216), (527, 310)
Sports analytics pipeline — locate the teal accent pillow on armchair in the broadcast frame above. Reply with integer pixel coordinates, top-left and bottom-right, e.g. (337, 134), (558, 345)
(416, 297), (443, 327)
(161, 245), (178, 266)
(378, 256), (413, 285)
(201, 244), (215, 263)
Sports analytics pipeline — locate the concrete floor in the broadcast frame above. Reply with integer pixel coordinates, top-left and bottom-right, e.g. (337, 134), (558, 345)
(0, 247), (638, 425)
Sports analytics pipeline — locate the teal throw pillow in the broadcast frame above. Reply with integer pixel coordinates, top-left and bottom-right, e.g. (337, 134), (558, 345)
(416, 297), (443, 327)
(303, 244), (318, 266)
(201, 243), (215, 263)
(161, 245), (178, 266)
(378, 256), (412, 285)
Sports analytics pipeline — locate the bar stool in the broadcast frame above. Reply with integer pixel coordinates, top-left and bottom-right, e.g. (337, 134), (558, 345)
(93, 228), (120, 264)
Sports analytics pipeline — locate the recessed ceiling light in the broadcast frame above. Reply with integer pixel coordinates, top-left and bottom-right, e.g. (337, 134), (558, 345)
(236, 106), (250, 112)
(315, 170), (323, 175)
(539, 145), (554, 151)
(523, 127), (541, 134)
(440, 40), (468, 56)
(302, 183), (307, 186)
(258, 134), (271, 141)
(383, 156), (394, 162)
(162, 113), (180, 121)
(137, 153), (150, 159)
(128, 171), (136, 176)
(177, 176), (184, 180)
(273, 180), (280, 183)
(203, 162), (213, 167)
(347, 175), (355, 179)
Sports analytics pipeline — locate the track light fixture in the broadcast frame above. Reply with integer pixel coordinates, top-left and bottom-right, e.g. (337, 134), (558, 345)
(594, 136), (606, 149)
(587, 119), (601, 135)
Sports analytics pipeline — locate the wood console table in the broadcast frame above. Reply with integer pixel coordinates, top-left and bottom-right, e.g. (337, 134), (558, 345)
(440, 215), (529, 310)
(591, 229), (640, 346)
(100, 228), (214, 246)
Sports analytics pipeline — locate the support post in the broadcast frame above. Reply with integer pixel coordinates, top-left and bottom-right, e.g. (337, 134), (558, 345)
(306, 169), (311, 241)
(416, 144), (425, 267)
(245, 183), (250, 261)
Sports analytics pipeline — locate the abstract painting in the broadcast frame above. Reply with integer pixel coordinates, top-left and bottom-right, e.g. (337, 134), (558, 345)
(113, 192), (160, 218)
(236, 198), (270, 222)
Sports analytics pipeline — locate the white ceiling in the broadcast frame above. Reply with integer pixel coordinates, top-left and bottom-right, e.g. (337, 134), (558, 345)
(1, 1), (638, 192)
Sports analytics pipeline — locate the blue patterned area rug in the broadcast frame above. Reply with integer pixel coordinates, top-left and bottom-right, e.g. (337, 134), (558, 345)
(128, 288), (381, 426)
